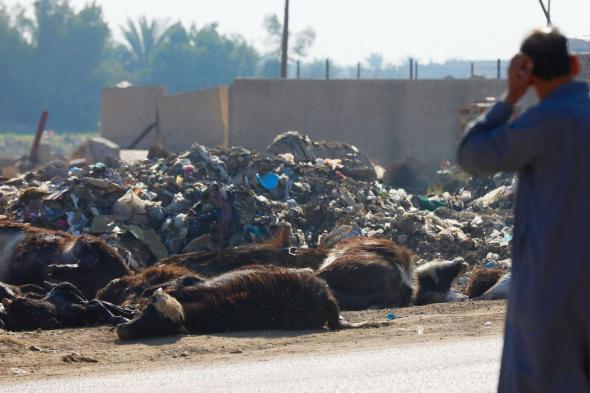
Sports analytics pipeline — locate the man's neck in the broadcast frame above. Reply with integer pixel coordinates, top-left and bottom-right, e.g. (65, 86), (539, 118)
(536, 76), (574, 100)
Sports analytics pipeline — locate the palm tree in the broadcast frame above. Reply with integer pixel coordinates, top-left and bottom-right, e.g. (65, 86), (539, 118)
(121, 16), (171, 71)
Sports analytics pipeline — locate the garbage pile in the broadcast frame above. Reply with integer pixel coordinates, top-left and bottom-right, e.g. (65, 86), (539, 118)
(0, 131), (516, 271)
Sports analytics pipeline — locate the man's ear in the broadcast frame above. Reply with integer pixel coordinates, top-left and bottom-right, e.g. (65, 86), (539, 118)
(571, 55), (581, 77)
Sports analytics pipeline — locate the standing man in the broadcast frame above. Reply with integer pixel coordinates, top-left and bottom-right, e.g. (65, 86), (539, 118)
(458, 28), (590, 392)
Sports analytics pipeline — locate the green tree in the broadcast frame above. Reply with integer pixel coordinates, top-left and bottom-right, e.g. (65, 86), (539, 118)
(263, 14), (315, 59)
(28, 0), (122, 129)
(0, 3), (34, 128)
(151, 22), (258, 92)
(261, 13), (315, 78)
(120, 16), (171, 82)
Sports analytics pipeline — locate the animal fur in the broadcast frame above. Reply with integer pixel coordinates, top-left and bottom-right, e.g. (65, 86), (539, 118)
(97, 265), (204, 307)
(1, 297), (59, 331)
(116, 266), (385, 340)
(160, 227), (328, 277)
(0, 220), (132, 299)
(475, 272), (511, 300)
(316, 238), (417, 310)
(415, 259), (469, 305)
(152, 288), (184, 322)
(0, 282), (20, 302)
(465, 267), (507, 299)
(1, 282), (133, 332)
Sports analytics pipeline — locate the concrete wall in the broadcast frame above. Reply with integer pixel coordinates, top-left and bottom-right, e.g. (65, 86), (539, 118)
(158, 87), (228, 151)
(101, 86), (166, 149)
(229, 79), (507, 164)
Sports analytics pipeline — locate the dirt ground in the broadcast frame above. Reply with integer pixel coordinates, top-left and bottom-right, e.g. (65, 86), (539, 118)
(0, 300), (506, 382)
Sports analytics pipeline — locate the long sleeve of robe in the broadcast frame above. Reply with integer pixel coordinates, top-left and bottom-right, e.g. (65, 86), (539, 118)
(458, 81), (590, 393)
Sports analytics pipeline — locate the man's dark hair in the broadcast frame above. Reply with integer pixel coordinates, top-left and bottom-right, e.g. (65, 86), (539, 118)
(521, 28), (571, 80)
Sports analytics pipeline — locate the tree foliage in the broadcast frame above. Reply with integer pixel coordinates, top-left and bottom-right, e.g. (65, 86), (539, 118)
(0, 1), (260, 131)
(0, 0), (123, 130)
(262, 13), (316, 60)
(120, 16), (171, 82)
(150, 23), (258, 92)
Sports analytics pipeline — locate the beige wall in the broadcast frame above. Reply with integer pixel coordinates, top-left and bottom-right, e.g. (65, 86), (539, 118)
(158, 87), (228, 151)
(229, 79), (507, 164)
(101, 86), (166, 149)
(102, 80), (521, 163)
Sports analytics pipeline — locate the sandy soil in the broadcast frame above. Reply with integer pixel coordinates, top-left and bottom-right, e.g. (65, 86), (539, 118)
(0, 300), (506, 382)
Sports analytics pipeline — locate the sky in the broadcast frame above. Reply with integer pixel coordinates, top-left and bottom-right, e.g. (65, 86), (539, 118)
(3, 0), (590, 65)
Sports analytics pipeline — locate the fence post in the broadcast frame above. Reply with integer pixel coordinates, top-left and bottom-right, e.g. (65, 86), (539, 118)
(326, 59), (330, 80)
(415, 61), (419, 80)
(297, 60), (301, 80)
(497, 59), (501, 79)
(410, 58), (414, 80)
(471, 61), (474, 78)
(357, 62), (361, 80)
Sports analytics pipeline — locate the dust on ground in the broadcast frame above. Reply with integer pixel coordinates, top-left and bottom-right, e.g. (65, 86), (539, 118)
(0, 300), (506, 382)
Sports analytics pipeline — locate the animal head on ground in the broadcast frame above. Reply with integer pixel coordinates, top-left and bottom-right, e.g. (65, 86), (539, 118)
(116, 289), (186, 341)
(415, 259), (469, 305)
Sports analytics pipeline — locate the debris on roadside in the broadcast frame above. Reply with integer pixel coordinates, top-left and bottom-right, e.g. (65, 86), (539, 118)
(61, 352), (99, 363)
(0, 130), (516, 294)
(0, 132), (516, 328)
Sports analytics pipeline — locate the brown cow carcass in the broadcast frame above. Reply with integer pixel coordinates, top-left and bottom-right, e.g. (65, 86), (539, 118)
(316, 238), (469, 309)
(0, 221), (132, 299)
(316, 238), (418, 310)
(116, 266), (385, 340)
(97, 265), (205, 307)
(159, 228), (327, 277)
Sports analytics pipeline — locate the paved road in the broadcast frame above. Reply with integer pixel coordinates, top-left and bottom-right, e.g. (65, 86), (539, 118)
(2, 337), (503, 393)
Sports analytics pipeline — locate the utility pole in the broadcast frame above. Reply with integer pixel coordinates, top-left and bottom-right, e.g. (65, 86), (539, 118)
(280, 0), (290, 78)
(538, 0), (552, 26)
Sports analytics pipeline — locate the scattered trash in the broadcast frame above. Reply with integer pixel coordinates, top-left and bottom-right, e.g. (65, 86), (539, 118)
(386, 313), (396, 321)
(10, 367), (29, 375)
(62, 352), (99, 363)
(0, 131), (516, 283)
(256, 173), (280, 191)
(417, 326), (425, 336)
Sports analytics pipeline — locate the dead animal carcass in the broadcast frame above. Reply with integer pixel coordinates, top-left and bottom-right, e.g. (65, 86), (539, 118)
(414, 259), (469, 305)
(316, 238), (469, 309)
(1, 282), (133, 331)
(160, 228), (327, 277)
(117, 266), (384, 340)
(316, 238), (417, 310)
(97, 265), (204, 307)
(0, 221), (132, 299)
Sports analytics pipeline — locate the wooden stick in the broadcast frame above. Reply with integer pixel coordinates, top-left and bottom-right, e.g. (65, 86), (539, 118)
(29, 111), (49, 164)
